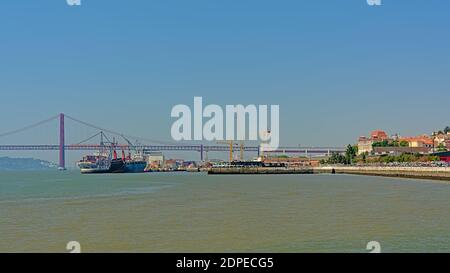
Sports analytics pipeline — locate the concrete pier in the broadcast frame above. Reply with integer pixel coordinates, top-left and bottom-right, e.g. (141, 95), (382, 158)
(208, 167), (314, 175)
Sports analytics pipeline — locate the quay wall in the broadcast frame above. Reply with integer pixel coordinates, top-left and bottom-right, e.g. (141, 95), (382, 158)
(208, 167), (314, 175)
(207, 166), (450, 181)
(314, 166), (450, 181)
(208, 166), (450, 180)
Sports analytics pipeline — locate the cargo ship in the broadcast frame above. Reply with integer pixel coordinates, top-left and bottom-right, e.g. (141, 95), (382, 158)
(76, 134), (148, 174)
(77, 150), (126, 174)
(123, 152), (147, 173)
(78, 150), (148, 174)
(78, 153), (148, 174)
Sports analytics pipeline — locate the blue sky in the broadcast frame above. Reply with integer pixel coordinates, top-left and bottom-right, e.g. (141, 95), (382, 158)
(0, 0), (449, 163)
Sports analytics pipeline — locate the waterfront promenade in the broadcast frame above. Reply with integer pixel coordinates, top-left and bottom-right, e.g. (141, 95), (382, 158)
(316, 166), (450, 181)
(209, 166), (450, 181)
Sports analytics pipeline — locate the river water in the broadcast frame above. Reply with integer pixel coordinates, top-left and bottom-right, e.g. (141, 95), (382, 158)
(0, 171), (449, 252)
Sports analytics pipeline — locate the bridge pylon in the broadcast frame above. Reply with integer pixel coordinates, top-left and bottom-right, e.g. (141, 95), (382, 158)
(59, 113), (66, 170)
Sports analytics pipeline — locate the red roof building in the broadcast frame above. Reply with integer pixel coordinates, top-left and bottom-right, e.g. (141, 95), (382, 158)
(400, 136), (434, 148)
(370, 130), (389, 141)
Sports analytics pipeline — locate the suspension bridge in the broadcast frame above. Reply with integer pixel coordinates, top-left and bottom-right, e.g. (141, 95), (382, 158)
(0, 113), (346, 169)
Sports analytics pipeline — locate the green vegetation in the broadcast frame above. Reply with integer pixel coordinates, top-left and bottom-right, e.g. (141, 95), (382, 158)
(320, 144), (357, 165)
(321, 149), (441, 165)
(372, 140), (390, 147)
(437, 143), (448, 152)
(400, 140), (409, 147)
(372, 140), (409, 148)
(345, 144), (357, 164)
(274, 155), (290, 159)
(365, 154), (440, 164)
(320, 152), (346, 165)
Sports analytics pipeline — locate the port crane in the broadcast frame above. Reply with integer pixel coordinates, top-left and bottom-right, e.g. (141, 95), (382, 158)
(217, 140), (245, 162)
(217, 140), (234, 162)
(121, 135), (145, 160)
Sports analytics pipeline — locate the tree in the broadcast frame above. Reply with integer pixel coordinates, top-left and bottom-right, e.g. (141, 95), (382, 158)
(437, 143), (448, 152)
(361, 152), (367, 163)
(345, 144), (357, 165)
(324, 152), (346, 165)
(400, 140), (409, 147)
(371, 140), (402, 147)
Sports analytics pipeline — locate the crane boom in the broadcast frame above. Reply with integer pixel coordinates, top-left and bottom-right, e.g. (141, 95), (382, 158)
(217, 140), (235, 162)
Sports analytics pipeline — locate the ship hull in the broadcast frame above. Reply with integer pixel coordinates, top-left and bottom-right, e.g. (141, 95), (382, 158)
(124, 161), (147, 173)
(79, 159), (125, 174)
(109, 159), (126, 173)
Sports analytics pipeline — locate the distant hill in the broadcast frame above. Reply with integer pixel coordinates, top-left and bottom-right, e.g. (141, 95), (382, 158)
(0, 157), (57, 171)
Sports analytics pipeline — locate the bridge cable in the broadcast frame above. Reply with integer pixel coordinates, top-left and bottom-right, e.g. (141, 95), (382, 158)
(64, 114), (178, 145)
(72, 131), (103, 145)
(0, 115), (59, 138)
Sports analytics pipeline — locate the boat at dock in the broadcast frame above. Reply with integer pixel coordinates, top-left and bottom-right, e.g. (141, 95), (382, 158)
(78, 151), (148, 174)
(124, 153), (147, 173)
(77, 153), (126, 174)
(124, 160), (147, 173)
(76, 133), (147, 174)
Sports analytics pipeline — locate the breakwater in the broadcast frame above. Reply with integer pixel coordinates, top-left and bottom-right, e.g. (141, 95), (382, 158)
(315, 166), (450, 181)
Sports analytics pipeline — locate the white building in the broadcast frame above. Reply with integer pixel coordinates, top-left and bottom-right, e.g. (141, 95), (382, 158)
(146, 152), (165, 165)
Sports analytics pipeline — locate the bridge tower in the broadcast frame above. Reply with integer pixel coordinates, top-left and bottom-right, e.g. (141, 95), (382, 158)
(59, 113), (66, 170)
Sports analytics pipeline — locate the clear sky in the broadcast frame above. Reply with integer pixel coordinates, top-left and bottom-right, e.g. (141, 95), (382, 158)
(0, 0), (449, 164)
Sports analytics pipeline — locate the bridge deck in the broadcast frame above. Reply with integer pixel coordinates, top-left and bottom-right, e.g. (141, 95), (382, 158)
(0, 144), (344, 153)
